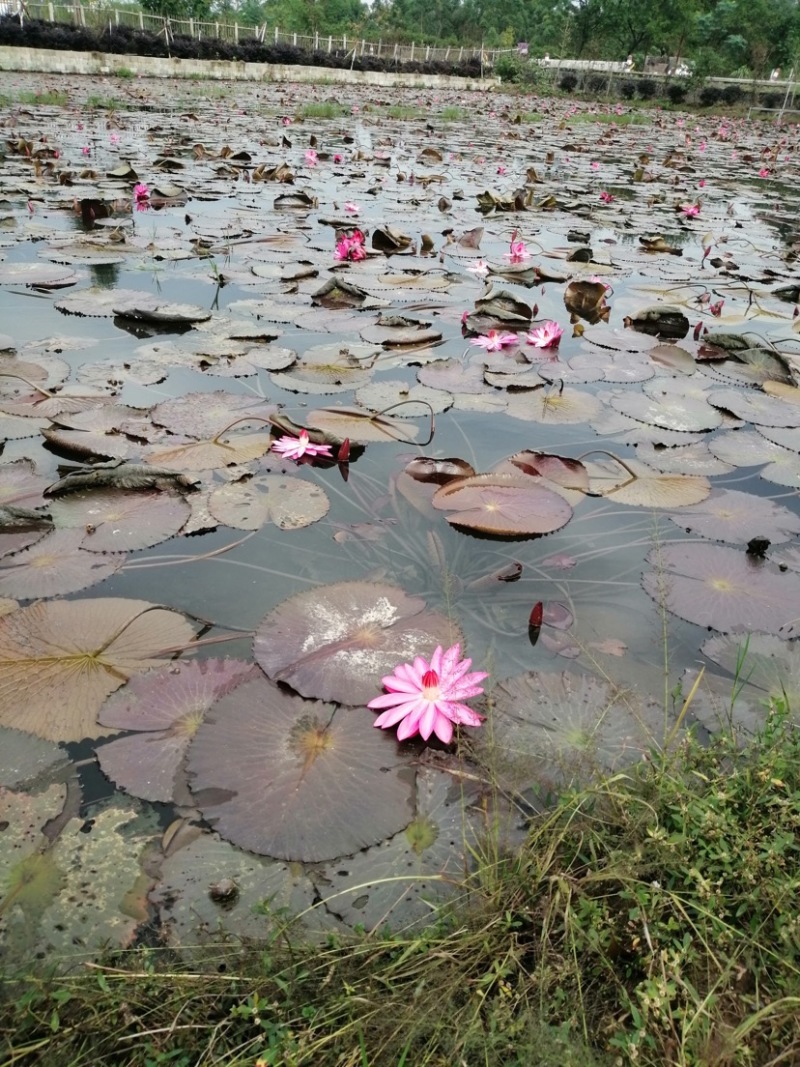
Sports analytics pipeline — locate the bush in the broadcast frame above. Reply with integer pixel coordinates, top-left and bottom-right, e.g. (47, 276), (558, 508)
(586, 73), (607, 94)
(620, 79), (637, 99)
(559, 72), (578, 92)
(698, 85), (722, 106)
(637, 79), (657, 99)
(666, 82), (688, 104)
(720, 83), (743, 105)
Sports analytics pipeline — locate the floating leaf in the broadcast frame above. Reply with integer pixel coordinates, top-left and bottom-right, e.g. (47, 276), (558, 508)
(0, 529), (124, 599)
(0, 599), (197, 741)
(587, 456), (711, 508)
(149, 831), (333, 954)
(306, 406), (419, 444)
(480, 671), (663, 790)
(431, 474), (573, 537)
(97, 660), (256, 802)
(642, 543), (800, 634)
(187, 674), (415, 862)
(506, 387), (602, 424)
(316, 767), (482, 931)
(208, 474), (329, 531)
(668, 489), (800, 545)
(48, 490), (190, 552)
(151, 391), (276, 439)
(403, 457), (475, 485)
(146, 432), (273, 471)
(254, 581), (459, 706)
(702, 633), (800, 710)
(708, 388), (800, 428)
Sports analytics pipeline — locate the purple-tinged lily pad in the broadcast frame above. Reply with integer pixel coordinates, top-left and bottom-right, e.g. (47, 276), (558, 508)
(186, 674), (416, 862)
(254, 581), (460, 706)
(668, 488), (800, 545)
(48, 489), (191, 552)
(642, 543), (800, 635)
(431, 473), (573, 538)
(151, 391), (276, 439)
(97, 659), (257, 802)
(208, 474), (330, 531)
(0, 529), (125, 599)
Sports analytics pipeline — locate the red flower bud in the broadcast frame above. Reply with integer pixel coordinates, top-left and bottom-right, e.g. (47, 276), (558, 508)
(337, 438), (351, 463)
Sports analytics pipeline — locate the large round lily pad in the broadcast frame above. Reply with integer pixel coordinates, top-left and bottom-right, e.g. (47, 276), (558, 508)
(642, 543), (800, 635)
(668, 488), (800, 545)
(186, 674), (416, 862)
(316, 767), (483, 931)
(431, 473), (573, 537)
(254, 581), (460, 705)
(0, 599), (197, 741)
(0, 529), (125, 599)
(208, 474), (330, 532)
(48, 490), (191, 552)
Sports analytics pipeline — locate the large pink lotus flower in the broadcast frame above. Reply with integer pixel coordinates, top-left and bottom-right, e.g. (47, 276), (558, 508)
(469, 329), (519, 351)
(334, 229), (366, 262)
(368, 643), (488, 744)
(271, 429), (333, 461)
(526, 321), (563, 348)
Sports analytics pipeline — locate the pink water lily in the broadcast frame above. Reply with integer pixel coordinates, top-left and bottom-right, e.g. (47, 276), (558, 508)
(599, 190), (614, 203)
(305, 149), (318, 166)
(368, 642), (488, 744)
(334, 229), (366, 262)
(271, 430), (333, 462)
(466, 258), (490, 277)
(470, 329), (519, 351)
(505, 230), (530, 263)
(681, 203), (700, 217)
(343, 201), (361, 214)
(526, 321), (563, 348)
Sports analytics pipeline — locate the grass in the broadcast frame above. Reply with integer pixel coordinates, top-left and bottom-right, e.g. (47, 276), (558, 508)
(2, 699), (799, 1067)
(296, 101), (349, 119)
(567, 111), (654, 125)
(85, 95), (125, 110)
(15, 90), (70, 107)
(382, 103), (424, 119)
(440, 105), (467, 122)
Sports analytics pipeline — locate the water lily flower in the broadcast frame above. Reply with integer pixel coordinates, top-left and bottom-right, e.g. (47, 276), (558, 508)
(591, 160), (600, 170)
(81, 145), (91, 156)
(469, 329), (519, 351)
(110, 133), (120, 145)
(504, 230), (530, 263)
(758, 167), (770, 178)
(681, 203), (700, 217)
(368, 642), (488, 744)
(497, 164), (507, 175)
(466, 258), (490, 277)
(526, 321), (563, 348)
(599, 190), (614, 203)
(271, 429), (333, 462)
(710, 299), (724, 316)
(333, 153), (343, 164)
(343, 201), (361, 214)
(334, 229), (367, 262)
(305, 149), (318, 166)
(281, 116), (292, 126)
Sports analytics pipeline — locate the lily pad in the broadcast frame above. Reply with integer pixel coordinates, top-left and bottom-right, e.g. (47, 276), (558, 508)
(187, 674), (415, 862)
(0, 528), (125, 599)
(668, 489), (800, 545)
(0, 598), (197, 741)
(254, 581), (459, 706)
(642, 543), (800, 635)
(208, 474), (330, 532)
(316, 767), (483, 931)
(97, 659), (256, 802)
(431, 474), (573, 537)
(48, 490), (190, 552)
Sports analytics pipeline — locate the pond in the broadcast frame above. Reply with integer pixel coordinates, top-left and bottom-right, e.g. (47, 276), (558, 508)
(1, 73), (799, 963)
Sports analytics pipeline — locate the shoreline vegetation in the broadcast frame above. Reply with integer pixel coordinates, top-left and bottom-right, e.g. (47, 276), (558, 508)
(2, 706), (799, 1067)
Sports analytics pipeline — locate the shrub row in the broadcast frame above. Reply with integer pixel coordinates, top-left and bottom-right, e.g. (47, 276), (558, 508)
(0, 16), (482, 77)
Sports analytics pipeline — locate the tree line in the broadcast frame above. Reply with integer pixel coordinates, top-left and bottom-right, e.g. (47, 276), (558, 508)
(138, 0), (800, 79)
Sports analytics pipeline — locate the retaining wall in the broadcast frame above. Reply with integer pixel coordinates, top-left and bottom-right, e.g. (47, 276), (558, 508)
(0, 44), (499, 89)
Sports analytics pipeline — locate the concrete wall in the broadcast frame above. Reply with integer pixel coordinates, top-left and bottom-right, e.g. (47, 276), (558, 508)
(0, 45), (499, 90)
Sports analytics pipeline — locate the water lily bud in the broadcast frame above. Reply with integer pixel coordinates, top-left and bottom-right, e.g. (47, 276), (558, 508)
(337, 438), (351, 464)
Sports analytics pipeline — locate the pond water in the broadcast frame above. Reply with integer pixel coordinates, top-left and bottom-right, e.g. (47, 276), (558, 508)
(1, 74), (800, 963)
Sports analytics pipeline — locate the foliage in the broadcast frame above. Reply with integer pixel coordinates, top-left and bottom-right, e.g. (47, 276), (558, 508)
(3, 709), (800, 1066)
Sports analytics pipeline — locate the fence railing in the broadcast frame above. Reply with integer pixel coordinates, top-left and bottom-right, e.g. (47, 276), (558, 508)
(6, 0), (513, 66)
